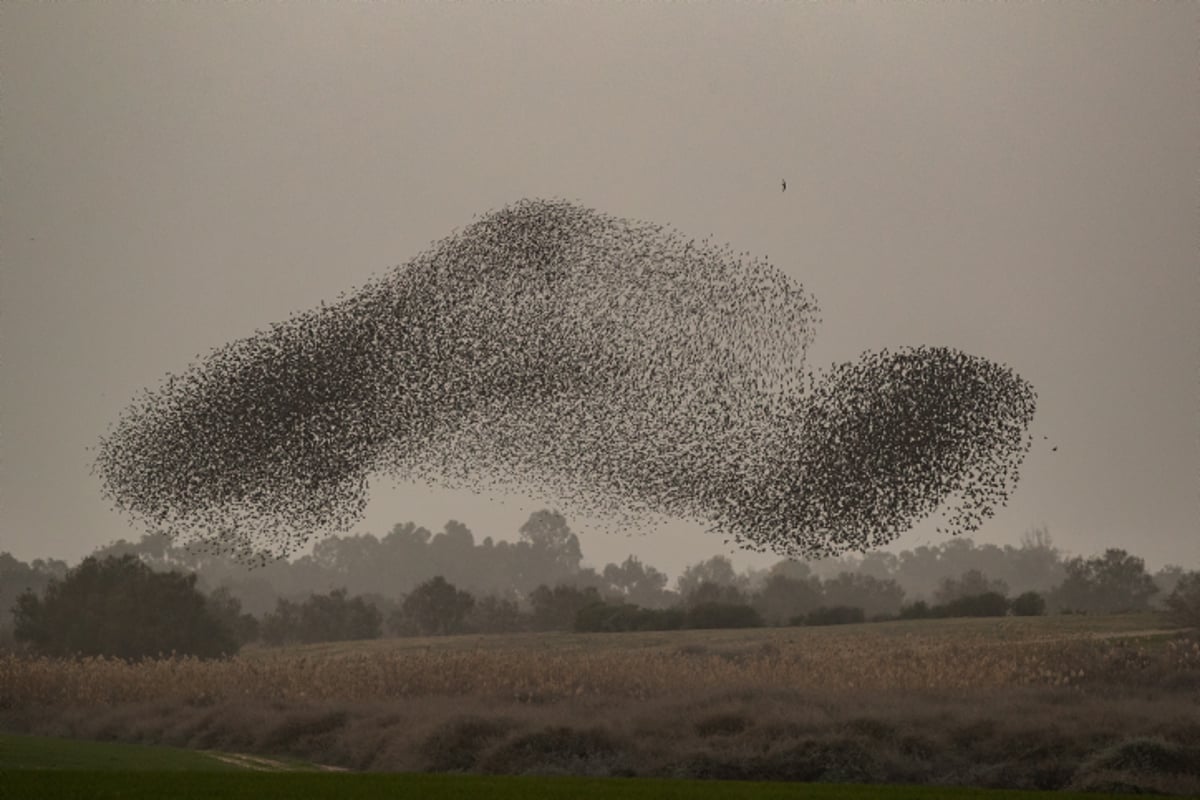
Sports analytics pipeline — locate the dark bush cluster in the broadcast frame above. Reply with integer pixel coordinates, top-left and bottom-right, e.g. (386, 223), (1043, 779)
(12, 555), (237, 660)
(795, 606), (866, 626)
(260, 588), (383, 645)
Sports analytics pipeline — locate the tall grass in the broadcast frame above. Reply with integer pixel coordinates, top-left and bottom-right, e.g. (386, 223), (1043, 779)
(3, 620), (1199, 793)
(2, 627), (1196, 707)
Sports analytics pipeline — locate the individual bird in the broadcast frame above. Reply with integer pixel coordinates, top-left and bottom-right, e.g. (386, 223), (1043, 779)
(781, 179), (787, 192)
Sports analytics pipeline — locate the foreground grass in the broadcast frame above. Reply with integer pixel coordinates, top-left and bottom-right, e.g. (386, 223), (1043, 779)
(0, 733), (328, 772)
(0, 771), (1142, 800)
(3, 615), (1197, 794)
(0, 733), (248, 771)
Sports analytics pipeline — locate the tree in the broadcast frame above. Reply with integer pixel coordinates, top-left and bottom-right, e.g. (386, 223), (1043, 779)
(684, 580), (748, 609)
(1164, 571), (1200, 629)
(261, 588), (383, 644)
(466, 594), (525, 634)
(684, 602), (762, 630)
(752, 574), (823, 625)
(13, 555), (236, 660)
(519, 511), (583, 579)
(398, 576), (475, 636)
(933, 569), (1009, 606)
(1009, 591), (1047, 617)
(676, 556), (746, 600)
(602, 556), (673, 609)
(205, 586), (260, 646)
(820, 573), (906, 618)
(1, 553), (66, 634)
(1050, 549), (1159, 614)
(800, 606), (865, 626)
(939, 591), (1010, 618)
(528, 584), (602, 631)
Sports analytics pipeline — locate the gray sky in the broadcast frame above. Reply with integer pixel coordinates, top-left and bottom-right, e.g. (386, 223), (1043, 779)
(2, 2), (1196, 579)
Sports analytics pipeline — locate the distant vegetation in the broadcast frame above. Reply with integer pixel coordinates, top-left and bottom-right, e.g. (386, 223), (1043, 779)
(2, 517), (1198, 657)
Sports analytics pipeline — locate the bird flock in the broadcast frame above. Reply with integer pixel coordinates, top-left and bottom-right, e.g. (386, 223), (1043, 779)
(95, 199), (1037, 563)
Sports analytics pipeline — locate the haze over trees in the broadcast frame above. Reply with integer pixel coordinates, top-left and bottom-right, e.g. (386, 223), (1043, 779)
(2, 514), (1195, 652)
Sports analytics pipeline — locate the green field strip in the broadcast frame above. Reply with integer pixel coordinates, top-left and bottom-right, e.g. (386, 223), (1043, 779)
(0, 772), (1138, 800)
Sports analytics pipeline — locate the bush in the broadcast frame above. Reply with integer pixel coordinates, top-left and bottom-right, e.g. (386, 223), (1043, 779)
(205, 586), (261, 646)
(1165, 572), (1200, 629)
(940, 591), (1010, 618)
(396, 576), (474, 636)
(574, 602), (684, 632)
(261, 588), (382, 645)
(528, 584), (603, 631)
(898, 600), (933, 620)
(1010, 591), (1047, 617)
(12, 555), (236, 660)
(467, 595), (526, 634)
(798, 606), (865, 626)
(684, 602), (762, 630)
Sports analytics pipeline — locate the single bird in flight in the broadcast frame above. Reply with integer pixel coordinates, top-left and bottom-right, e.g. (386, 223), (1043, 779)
(781, 179), (787, 192)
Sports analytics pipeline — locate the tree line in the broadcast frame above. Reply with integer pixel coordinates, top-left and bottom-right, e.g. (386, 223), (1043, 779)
(3, 513), (1198, 660)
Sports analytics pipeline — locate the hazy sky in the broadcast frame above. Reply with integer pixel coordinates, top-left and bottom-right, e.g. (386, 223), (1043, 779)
(2, 3), (1196, 579)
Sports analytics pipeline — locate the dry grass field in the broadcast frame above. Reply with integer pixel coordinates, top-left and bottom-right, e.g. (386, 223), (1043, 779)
(3, 614), (1199, 794)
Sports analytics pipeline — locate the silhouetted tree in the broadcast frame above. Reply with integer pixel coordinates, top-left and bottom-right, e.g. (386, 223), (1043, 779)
(205, 586), (260, 646)
(13, 555), (235, 659)
(820, 572), (905, 618)
(939, 591), (1010, 618)
(398, 576), (475, 636)
(519, 511), (583, 579)
(260, 588), (382, 644)
(1164, 571), (1200, 629)
(1, 553), (66, 634)
(684, 580), (748, 609)
(677, 556), (745, 600)
(684, 602), (762, 629)
(799, 606), (865, 626)
(466, 594), (526, 634)
(933, 569), (1009, 606)
(602, 556), (673, 608)
(528, 584), (602, 631)
(1050, 549), (1158, 614)
(752, 574), (823, 625)
(1009, 591), (1046, 617)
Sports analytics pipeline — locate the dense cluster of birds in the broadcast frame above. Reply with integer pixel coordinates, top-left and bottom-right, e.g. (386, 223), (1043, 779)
(95, 199), (1037, 563)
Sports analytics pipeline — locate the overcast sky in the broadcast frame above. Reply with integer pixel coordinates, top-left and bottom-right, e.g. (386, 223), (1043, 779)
(2, 3), (1196, 579)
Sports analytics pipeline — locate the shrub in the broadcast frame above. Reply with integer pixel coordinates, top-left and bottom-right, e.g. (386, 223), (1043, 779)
(799, 606), (865, 626)
(466, 595), (525, 635)
(397, 577), (474, 636)
(684, 602), (762, 630)
(1165, 572), (1200, 629)
(528, 585), (603, 631)
(205, 586), (261, 646)
(898, 600), (933, 620)
(574, 602), (684, 632)
(420, 716), (513, 772)
(12, 555), (236, 660)
(1010, 591), (1047, 617)
(940, 591), (1010, 618)
(478, 725), (626, 776)
(262, 589), (382, 645)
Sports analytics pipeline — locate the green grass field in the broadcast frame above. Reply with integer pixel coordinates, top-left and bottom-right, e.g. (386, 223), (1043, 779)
(0, 733), (326, 772)
(0, 735), (1137, 799)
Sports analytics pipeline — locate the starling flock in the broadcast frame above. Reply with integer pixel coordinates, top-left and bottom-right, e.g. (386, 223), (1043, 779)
(95, 199), (1037, 563)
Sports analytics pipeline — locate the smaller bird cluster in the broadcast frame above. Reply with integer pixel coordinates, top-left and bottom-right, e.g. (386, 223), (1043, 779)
(95, 199), (1036, 563)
